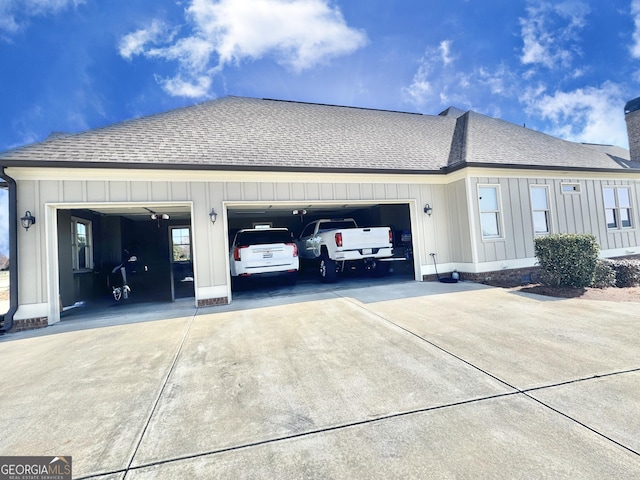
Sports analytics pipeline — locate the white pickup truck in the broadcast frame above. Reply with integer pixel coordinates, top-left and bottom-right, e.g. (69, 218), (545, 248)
(296, 218), (393, 282)
(229, 228), (299, 285)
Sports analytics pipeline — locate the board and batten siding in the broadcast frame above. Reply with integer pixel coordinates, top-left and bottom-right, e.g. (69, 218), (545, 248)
(443, 179), (473, 263)
(470, 177), (640, 264)
(12, 173), (452, 310)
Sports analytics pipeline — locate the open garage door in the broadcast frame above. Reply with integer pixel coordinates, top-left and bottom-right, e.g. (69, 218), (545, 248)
(57, 203), (193, 316)
(226, 201), (416, 296)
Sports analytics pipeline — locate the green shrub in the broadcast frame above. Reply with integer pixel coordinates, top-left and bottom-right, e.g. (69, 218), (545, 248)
(534, 234), (600, 288)
(608, 259), (640, 287)
(591, 259), (616, 288)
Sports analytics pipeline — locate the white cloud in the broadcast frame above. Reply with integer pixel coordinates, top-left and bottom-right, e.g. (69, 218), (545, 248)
(519, 1), (589, 68)
(521, 82), (628, 148)
(439, 40), (454, 65)
(403, 40), (456, 107)
(404, 41), (516, 111)
(0, 0), (85, 35)
(119, 0), (367, 98)
(631, 0), (640, 58)
(119, 20), (174, 60)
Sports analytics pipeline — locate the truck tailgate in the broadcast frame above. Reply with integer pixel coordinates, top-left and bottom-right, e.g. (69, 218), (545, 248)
(338, 227), (391, 250)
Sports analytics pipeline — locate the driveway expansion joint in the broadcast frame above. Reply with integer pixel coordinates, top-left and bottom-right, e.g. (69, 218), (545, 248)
(122, 308), (200, 479)
(340, 296), (640, 460)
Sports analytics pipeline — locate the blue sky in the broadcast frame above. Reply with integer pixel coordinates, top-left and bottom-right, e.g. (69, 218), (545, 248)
(1, 0), (640, 255)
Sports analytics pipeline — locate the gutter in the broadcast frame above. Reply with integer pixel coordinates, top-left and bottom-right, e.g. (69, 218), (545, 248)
(0, 167), (17, 333)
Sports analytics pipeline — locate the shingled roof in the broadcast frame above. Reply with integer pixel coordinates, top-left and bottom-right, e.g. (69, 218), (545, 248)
(0, 96), (636, 173)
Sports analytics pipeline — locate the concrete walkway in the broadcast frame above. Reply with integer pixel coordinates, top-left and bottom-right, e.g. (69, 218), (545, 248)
(0, 281), (639, 479)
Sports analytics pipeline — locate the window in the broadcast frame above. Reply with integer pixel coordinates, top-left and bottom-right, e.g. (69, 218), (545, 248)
(604, 187), (633, 230)
(530, 185), (551, 235)
(561, 183), (581, 194)
(478, 185), (501, 238)
(171, 227), (192, 261)
(71, 218), (93, 271)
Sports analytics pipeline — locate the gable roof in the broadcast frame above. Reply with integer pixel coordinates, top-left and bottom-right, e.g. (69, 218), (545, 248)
(0, 96), (636, 174)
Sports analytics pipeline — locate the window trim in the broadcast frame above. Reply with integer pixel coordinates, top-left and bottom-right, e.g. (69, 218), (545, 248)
(530, 185), (552, 236)
(71, 217), (93, 272)
(478, 184), (503, 240)
(603, 186), (634, 231)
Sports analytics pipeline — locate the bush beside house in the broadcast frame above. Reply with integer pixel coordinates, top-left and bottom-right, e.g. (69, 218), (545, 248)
(534, 234), (600, 288)
(534, 234), (640, 289)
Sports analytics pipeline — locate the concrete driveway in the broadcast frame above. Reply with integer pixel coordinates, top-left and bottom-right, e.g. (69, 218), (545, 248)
(0, 281), (639, 479)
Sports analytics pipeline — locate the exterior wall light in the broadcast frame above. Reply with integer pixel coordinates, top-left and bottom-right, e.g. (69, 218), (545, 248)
(20, 211), (36, 230)
(423, 204), (433, 216)
(209, 208), (218, 224)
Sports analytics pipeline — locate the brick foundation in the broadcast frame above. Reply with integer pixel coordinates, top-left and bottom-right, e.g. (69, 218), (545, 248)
(197, 297), (229, 307)
(9, 317), (49, 333)
(424, 267), (542, 287)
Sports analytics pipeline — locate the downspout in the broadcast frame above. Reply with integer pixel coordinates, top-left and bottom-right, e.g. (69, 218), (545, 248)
(0, 167), (17, 333)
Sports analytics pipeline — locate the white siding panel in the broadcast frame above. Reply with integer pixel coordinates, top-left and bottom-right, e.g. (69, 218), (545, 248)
(291, 183), (306, 199)
(306, 183), (320, 199)
(334, 183), (347, 200)
(109, 182), (129, 202)
(347, 183), (360, 200)
(275, 183), (290, 200)
(243, 183), (259, 200)
(320, 183), (333, 199)
(385, 184), (398, 199)
(130, 181), (149, 202)
(443, 180), (472, 263)
(361, 183), (374, 199)
(373, 184), (386, 199)
(226, 182), (243, 200)
(63, 181), (84, 202)
(87, 181), (107, 202)
(170, 182), (190, 201)
(260, 183), (275, 200)
(151, 182), (170, 201)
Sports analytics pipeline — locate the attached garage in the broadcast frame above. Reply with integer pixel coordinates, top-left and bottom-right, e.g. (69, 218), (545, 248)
(55, 203), (194, 310)
(225, 200), (418, 292)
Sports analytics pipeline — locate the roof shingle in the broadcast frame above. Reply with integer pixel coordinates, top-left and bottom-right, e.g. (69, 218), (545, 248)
(0, 96), (635, 173)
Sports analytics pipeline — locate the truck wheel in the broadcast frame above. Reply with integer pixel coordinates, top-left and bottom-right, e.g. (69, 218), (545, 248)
(319, 255), (337, 283)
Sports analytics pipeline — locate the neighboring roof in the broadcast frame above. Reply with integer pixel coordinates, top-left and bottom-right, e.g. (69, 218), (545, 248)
(0, 96), (636, 174)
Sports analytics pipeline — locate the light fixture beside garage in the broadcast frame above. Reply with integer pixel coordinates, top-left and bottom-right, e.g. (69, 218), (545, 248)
(20, 210), (36, 230)
(209, 208), (218, 224)
(423, 204), (433, 216)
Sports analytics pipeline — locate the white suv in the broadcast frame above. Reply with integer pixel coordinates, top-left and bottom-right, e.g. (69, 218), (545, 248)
(229, 228), (299, 285)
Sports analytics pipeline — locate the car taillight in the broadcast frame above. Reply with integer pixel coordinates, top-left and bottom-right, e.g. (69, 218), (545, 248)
(288, 243), (298, 257)
(233, 247), (242, 261)
(389, 229), (393, 245)
(335, 232), (343, 247)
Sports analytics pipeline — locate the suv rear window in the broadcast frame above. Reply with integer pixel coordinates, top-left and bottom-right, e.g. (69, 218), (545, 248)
(235, 230), (292, 246)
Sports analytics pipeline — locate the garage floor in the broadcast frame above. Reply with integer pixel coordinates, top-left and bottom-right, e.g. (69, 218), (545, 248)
(1, 282), (638, 478)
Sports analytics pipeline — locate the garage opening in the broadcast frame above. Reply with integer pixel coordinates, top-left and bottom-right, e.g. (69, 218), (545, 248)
(57, 204), (194, 318)
(226, 202), (415, 296)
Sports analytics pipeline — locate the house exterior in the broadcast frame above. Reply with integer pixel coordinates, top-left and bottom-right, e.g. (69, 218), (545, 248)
(2, 95), (640, 332)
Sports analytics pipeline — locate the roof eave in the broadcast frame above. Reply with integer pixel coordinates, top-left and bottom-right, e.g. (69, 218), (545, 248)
(445, 161), (640, 174)
(0, 159), (447, 176)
